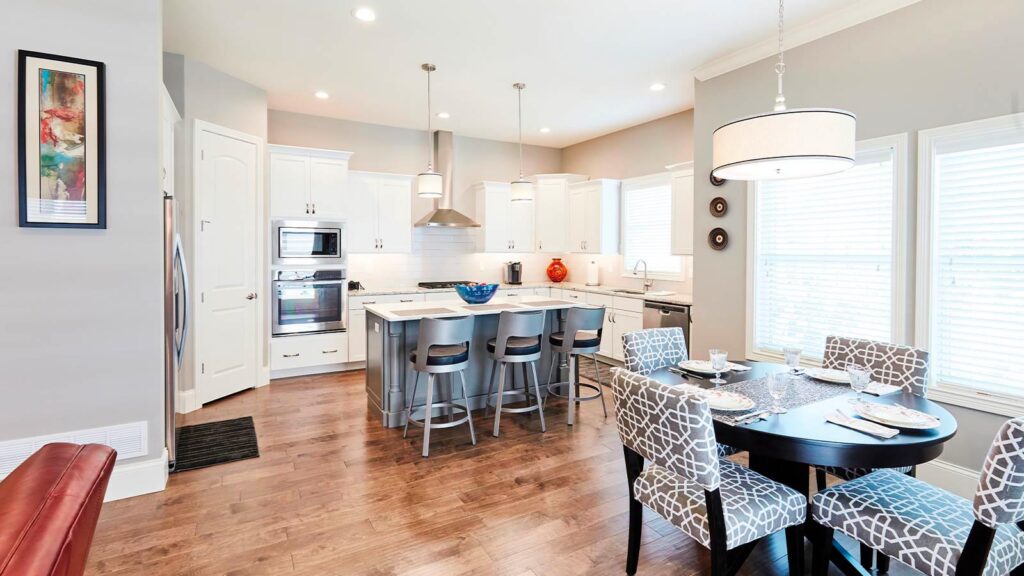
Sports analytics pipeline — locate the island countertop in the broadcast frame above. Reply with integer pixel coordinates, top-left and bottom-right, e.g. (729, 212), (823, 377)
(363, 296), (592, 322)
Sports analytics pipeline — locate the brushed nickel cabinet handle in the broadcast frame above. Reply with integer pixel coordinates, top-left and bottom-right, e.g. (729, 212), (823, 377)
(322, 349), (338, 354)
(283, 353), (300, 358)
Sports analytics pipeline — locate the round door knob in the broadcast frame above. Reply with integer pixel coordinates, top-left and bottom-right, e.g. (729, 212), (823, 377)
(245, 292), (257, 300)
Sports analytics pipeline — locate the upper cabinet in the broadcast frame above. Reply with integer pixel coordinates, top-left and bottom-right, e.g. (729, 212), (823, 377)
(670, 163), (695, 255)
(474, 181), (535, 253)
(347, 171), (413, 254)
(568, 178), (620, 254)
(268, 145), (353, 220)
(533, 174), (588, 253)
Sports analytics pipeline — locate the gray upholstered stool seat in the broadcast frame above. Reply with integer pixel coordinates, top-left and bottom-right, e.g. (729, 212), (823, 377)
(486, 336), (540, 356)
(548, 330), (600, 349)
(636, 459), (806, 550)
(408, 344), (469, 366)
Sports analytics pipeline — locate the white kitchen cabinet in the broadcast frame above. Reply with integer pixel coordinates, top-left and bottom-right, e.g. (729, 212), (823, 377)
(600, 309), (615, 358)
(568, 179), (620, 254)
(611, 309), (643, 361)
(268, 145), (353, 219)
(670, 163), (695, 255)
(474, 181), (534, 253)
(271, 332), (348, 371)
(533, 174), (588, 253)
(348, 309), (367, 362)
(347, 171), (414, 254)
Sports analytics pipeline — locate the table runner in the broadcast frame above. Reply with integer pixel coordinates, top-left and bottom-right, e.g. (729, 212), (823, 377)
(710, 375), (850, 424)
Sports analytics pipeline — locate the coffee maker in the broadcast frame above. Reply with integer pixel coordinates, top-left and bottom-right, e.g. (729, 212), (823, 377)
(504, 261), (523, 285)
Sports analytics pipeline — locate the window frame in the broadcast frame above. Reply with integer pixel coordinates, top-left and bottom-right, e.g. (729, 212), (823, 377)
(915, 112), (1024, 416)
(745, 133), (910, 364)
(619, 171), (684, 280)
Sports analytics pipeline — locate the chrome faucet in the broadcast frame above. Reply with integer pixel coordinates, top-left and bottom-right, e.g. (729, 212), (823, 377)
(632, 259), (654, 293)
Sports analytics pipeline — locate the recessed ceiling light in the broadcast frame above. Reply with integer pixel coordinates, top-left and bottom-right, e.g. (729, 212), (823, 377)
(649, 82), (666, 92)
(539, 127), (551, 134)
(314, 91), (329, 99)
(436, 112), (450, 119)
(352, 7), (376, 22)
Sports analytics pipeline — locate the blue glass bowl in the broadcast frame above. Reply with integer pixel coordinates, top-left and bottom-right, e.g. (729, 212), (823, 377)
(454, 283), (499, 304)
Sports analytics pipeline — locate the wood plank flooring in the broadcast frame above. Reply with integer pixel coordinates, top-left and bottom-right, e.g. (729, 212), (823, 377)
(86, 370), (914, 575)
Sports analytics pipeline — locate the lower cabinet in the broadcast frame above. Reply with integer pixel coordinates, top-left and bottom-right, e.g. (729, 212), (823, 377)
(348, 309), (367, 362)
(270, 332), (348, 371)
(583, 291), (643, 361)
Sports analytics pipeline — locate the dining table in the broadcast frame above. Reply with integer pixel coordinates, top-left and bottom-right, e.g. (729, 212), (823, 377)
(646, 360), (958, 576)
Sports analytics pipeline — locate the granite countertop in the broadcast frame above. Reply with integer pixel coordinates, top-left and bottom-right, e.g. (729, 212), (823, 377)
(350, 281), (692, 306)
(364, 296), (585, 322)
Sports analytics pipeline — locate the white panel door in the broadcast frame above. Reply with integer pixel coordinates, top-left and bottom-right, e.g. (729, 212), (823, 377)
(377, 175), (412, 253)
(671, 171), (695, 255)
(348, 309), (367, 362)
(583, 186), (603, 254)
(482, 185), (510, 252)
(309, 157), (347, 219)
(346, 172), (380, 253)
(568, 188), (587, 253)
(197, 127), (259, 405)
(535, 180), (567, 252)
(269, 153), (309, 218)
(509, 197), (535, 253)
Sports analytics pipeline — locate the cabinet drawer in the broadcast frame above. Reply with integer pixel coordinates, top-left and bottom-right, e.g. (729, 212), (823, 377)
(423, 292), (458, 302)
(532, 288), (550, 297)
(614, 296), (644, 314)
(271, 332), (348, 370)
(350, 293), (425, 310)
(563, 290), (585, 303)
(550, 288), (563, 300)
(586, 292), (614, 308)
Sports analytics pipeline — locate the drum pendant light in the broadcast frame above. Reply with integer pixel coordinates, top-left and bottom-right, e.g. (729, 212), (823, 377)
(711, 0), (856, 182)
(416, 63), (443, 198)
(510, 83), (534, 202)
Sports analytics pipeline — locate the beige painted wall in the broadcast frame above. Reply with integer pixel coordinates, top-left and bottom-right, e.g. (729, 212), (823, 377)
(691, 0), (1024, 470)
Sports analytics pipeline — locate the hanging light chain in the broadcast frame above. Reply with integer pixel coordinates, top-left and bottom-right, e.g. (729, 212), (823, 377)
(774, 0), (787, 111)
(514, 83), (525, 179)
(423, 64), (435, 171)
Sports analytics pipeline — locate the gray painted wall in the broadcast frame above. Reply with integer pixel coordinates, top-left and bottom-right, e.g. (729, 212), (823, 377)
(0, 0), (164, 462)
(562, 110), (694, 180)
(691, 0), (1024, 470)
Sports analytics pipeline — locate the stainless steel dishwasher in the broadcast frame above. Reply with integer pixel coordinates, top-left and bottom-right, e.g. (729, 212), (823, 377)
(643, 301), (692, 356)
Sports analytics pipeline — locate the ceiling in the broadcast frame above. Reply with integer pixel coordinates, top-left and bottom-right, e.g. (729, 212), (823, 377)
(165, 0), (888, 148)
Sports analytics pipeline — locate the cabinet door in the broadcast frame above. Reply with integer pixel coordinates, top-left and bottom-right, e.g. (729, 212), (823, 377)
(270, 153), (310, 218)
(348, 309), (367, 362)
(346, 172), (379, 253)
(600, 310), (615, 358)
(377, 175), (413, 253)
(613, 310), (643, 361)
(671, 171), (695, 255)
(568, 187), (587, 253)
(535, 180), (567, 252)
(481, 185), (511, 252)
(509, 196), (535, 253)
(309, 157), (347, 219)
(583, 186), (603, 254)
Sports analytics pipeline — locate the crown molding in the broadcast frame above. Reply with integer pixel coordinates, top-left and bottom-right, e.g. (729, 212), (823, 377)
(693, 0), (923, 82)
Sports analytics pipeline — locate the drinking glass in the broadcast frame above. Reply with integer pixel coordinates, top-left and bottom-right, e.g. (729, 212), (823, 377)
(782, 347), (803, 373)
(846, 362), (871, 402)
(768, 372), (791, 414)
(709, 349), (728, 385)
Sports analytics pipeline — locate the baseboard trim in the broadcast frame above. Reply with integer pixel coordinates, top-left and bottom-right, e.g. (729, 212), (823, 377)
(177, 388), (199, 414)
(104, 449), (168, 502)
(270, 361), (364, 380)
(917, 458), (979, 499)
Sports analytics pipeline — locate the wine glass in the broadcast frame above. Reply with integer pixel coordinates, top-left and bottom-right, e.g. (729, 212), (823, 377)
(782, 347), (803, 374)
(846, 362), (871, 402)
(768, 372), (791, 414)
(709, 349), (728, 385)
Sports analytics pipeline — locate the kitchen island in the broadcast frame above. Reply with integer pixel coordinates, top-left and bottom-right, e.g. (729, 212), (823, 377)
(364, 297), (591, 428)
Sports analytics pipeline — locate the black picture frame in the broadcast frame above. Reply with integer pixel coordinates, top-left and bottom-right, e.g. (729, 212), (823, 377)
(18, 49), (107, 229)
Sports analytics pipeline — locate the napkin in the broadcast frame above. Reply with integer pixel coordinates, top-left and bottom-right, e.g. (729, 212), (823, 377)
(864, 382), (901, 396)
(725, 362), (752, 372)
(826, 411), (899, 439)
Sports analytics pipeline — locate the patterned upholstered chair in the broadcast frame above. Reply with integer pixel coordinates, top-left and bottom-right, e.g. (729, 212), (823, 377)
(611, 368), (806, 575)
(810, 417), (1024, 576)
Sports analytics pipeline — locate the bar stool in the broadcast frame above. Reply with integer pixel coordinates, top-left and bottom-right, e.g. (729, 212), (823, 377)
(485, 310), (547, 437)
(545, 306), (607, 426)
(403, 315), (476, 457)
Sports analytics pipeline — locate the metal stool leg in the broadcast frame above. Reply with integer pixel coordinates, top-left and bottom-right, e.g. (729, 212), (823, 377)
(521, 363), (531, 409)
(485, 359), (497, 417)
(530, 361), (546, 432)
(591, 354), (608, 418)
(446, 374), (455, 422)
(458, 370), (476, 446)
(404, 371), (421, 439)
(544, 354), (557, 408)
(492, 362), (507, 437)
(422, 374), (435, 458)
(567, 355), (577, 426)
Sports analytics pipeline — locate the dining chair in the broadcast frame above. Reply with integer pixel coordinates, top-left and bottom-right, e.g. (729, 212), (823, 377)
(621, 328), (738, 458)
(815, 335), (932, 571)
(810, 417), (1024, 576)
(611, 368), (806, 576)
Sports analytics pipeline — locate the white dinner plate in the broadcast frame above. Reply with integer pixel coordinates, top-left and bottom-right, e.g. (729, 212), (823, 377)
(678, 360), (728, 375)
(853, 402), (940, 430)
(703, 390), (756, 412)
(804, 367), (851, 384)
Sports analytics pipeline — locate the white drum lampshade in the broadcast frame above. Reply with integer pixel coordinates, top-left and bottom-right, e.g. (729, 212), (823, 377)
(510, 179), (534, 202)
(712, 108), (856, 181)
(417, 170), (443, 199)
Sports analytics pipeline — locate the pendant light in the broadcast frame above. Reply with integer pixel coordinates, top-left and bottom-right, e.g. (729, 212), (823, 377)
(416, 63), (443, 198)
(510, 83), (534, 202)
(711, 0), (856, 182)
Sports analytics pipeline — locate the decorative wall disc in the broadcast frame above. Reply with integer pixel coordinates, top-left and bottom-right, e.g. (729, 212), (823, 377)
(708, 228), (729, 251)
(710, 197), (728, 217)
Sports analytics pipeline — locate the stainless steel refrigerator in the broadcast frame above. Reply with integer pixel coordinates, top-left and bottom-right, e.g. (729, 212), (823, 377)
(164, 193), (189, 471)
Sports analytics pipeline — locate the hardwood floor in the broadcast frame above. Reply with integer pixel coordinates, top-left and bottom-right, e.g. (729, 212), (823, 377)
(87, 370), (913, 576)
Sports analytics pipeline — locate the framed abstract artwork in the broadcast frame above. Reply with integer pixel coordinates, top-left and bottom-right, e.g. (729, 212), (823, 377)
(18, 50), (106, 228)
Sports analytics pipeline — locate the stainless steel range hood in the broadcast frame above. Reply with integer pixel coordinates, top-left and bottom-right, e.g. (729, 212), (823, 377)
(415, 130), (480, 228)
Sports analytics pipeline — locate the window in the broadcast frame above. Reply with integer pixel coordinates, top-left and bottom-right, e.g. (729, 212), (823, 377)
(748, 135), (907, 360)
(918, 113), (1024, 411)
(621, 173), (682, 277)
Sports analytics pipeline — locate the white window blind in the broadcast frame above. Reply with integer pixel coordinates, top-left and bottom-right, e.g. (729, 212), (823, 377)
(926, 130), (1024, 397)
(752, 143), (900, 359)
(622, 174), (681, 276)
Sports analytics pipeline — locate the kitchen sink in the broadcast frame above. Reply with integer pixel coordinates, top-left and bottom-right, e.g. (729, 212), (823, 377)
(610, 289), (645, 295)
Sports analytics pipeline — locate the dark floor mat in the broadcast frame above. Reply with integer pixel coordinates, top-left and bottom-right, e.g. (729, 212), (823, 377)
(173, 416), (259, 473)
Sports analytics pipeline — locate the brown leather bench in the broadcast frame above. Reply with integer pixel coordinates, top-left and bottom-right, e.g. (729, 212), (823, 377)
(0, 443), (116, 576)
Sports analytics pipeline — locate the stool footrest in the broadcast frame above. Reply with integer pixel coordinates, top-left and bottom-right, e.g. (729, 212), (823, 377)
(407, 402), (472, 430)
(546, 381), (604, 402)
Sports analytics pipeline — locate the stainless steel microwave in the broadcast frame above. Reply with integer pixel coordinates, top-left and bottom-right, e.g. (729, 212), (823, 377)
(272, 220), (346, 267)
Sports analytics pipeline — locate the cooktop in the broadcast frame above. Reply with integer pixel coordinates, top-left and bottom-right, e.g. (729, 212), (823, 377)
(417, 281), (473, 289)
